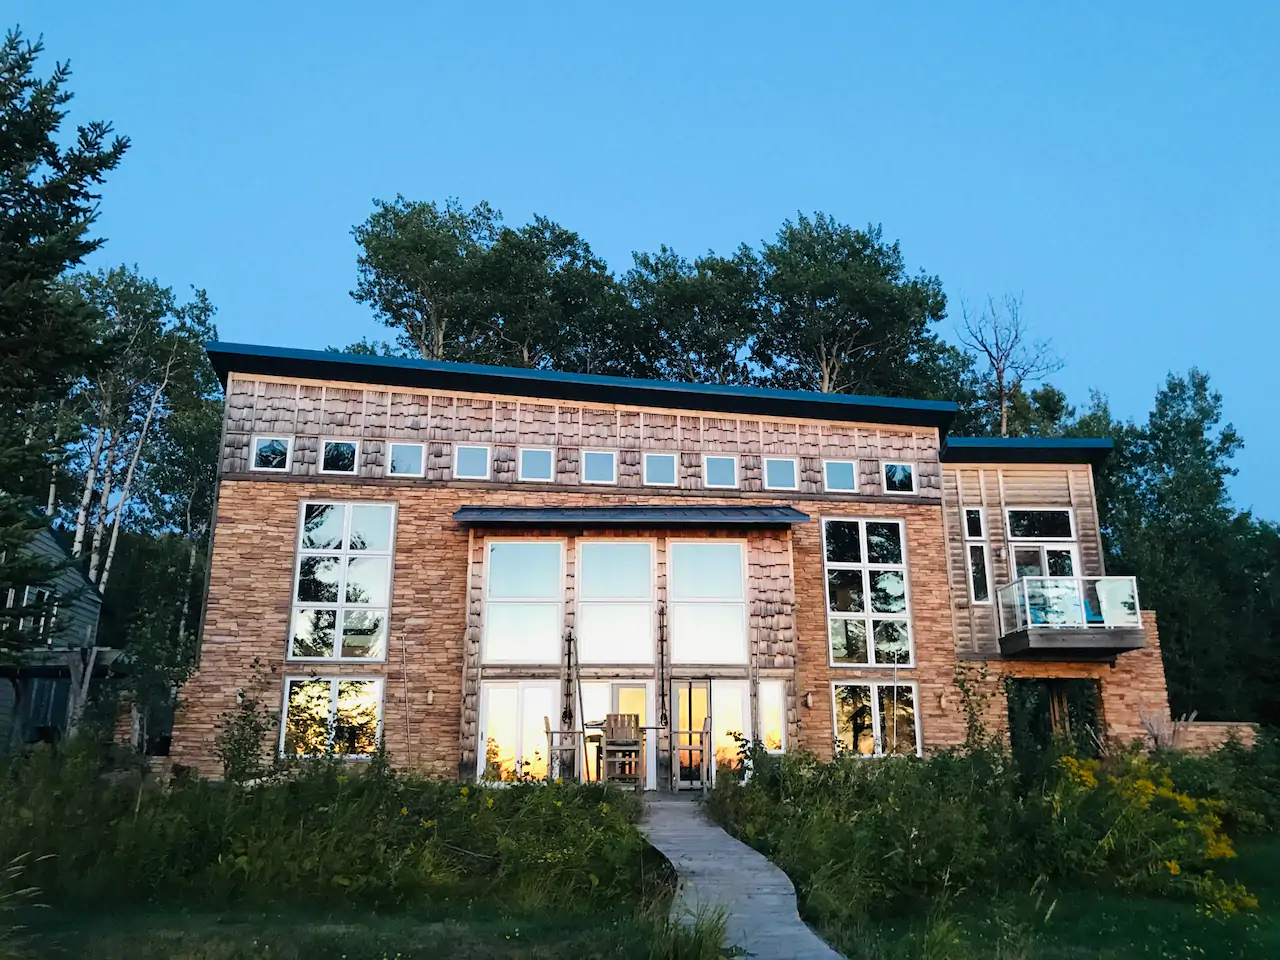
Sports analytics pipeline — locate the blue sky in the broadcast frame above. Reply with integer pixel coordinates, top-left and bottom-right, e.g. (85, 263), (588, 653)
(16, 3), (1278, 517)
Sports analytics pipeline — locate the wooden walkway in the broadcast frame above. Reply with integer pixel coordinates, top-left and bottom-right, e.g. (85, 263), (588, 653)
(640, 795), (844, 959)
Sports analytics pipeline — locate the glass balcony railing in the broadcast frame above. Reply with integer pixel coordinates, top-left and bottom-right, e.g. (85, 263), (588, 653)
(997, 576), (1141, 637)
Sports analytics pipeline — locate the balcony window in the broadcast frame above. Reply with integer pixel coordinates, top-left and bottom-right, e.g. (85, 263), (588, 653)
(643, 452), (677, 486)
(483, 540), (563, 663)
(823, 519), (913, 667)
(290, 502), (394, 661)
(388, 442), (425, 477)
(833, 681), (920, 757)
(823, 460), (857, 493)
(577, 541), (654, 663)
(668, 541), (747, 664)
(763, 457), (799, 491)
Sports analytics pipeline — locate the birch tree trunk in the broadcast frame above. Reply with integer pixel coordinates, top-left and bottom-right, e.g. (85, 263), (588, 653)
(87, 446), (117, 583)
(72, 420), (108, 557)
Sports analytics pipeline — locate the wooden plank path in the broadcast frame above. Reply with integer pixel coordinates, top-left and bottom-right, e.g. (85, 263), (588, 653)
(640, 795), (844, 959)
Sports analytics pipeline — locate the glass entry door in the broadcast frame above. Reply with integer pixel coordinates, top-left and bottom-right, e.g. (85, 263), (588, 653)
(672, 679), (751, 789)
(580, 682), (652, 788)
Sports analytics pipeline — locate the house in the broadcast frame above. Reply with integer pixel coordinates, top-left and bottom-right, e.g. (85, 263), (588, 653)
(169, 342), (1182, 785)
(1, 522), (118, 751)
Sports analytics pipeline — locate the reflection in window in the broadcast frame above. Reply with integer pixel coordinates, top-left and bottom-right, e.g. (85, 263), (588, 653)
(968, 545), (991, 603)
(834, 682), (919, 757)
(882, 462), (916, 494)
(479, 681), (557, 781)
(1007, 509), (1073, 540)
(388, 443), (424, 477)
(484, 541), (563, 662)
(252, 436), (291, 471)
(669, 542), (747, 664)
(577, 541), (653, 663)
(759, 680), (785, 752)
(282, 677), (381, 756)
(290, 502), (394, 660)
(823, 519), (913, 666)
(322, 440), (358, 474)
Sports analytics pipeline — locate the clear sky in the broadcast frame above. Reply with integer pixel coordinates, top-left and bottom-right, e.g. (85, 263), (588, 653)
(15, 3), (1279, 518)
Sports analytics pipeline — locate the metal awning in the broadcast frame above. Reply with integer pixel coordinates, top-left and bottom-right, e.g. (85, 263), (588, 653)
(452, 505), (810, 528)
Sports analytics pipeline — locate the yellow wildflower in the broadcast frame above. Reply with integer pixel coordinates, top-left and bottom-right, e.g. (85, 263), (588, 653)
(1165, 860), (1181, 875)
(460, 786), (469, 797)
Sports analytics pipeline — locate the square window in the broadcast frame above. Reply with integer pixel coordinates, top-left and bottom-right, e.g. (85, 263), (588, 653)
(824, 460), (857, 492)
(703, 455), (738, 489)
(281, 677), (382, 757)
(882, 462), (916, 494)
(251, 436), (291, 472)
(388, 443), (424, 477)
(643, 452), (677, 486)
(763, 458), (798, 490)
(519, 448), (554, 482)
(582, 450), (617, 484)
(321, 440), (358, 474)
(454, 445), (491, 480)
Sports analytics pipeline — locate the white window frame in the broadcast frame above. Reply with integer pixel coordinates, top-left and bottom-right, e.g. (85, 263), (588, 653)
(18, 586), (57, 639)
(702, 454), (739, 490)
(580, 449), (619, 486)
(1005, 507), (1076, 542)
(319, 439), (360, 476)
(821, 517), (915, 668)
(387, 442), (426, 478)
(250, 435), (293, 473)
(642, 452), (679, 487)
(831, 680), (922, 758)
(476, 679), (562, 781)
(758, 678), (787, 754)
(289, 501), (396, 663)
(822, 459), (859, 493)
(962, 507), (992, 605)
(517, 446), (556, 483)
(762, 457), (800, 491)
(575, 538), (656, 664)
(881, 461), (917, 495)
(667, 538), (749, 665)
(452, 443), (492, 481)
(278, 675), (385, 759)
(482, 538), (566, 665)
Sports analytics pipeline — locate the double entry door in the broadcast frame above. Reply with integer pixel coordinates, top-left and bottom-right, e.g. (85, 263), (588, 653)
(672, 679), (751, 790)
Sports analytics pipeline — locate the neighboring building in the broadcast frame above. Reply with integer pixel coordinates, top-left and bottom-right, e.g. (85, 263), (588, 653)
(1, 523), (118, 751)
(170, 342), (1177, 785)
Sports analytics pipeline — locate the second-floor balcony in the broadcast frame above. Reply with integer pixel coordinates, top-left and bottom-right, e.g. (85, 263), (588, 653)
(996, 576), (1146, 660)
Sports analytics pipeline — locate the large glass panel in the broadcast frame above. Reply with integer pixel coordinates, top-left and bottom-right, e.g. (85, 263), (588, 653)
(483, 603), (561, 662)
(829, 619), (869, 664)
(968, 545), (990, 602)
(334, 680), (380, 755)
(711, 682), (749, 770)
(302, 503), (344, 549)
(297, 556), (341, 603)
(869, 570), (906, 613)
(824, 521), (861, 563)
(282, 679), (332, 755)
(579, 542), (651, 599)
(345, 556), (390, 605)
(340, 609), (387, 658)
(1027, 580), (1085, 626)
(866, 522), (903, 565)
(873, 620), (911, 664)
(349, 505), (393, 552)
(290, 609), (337, 658)
(878, 685), (918, 756)
(827, 570), (865, 612)
(670, 543), (744, 599)
(1046, 549), (1075, 576)
(670, 604), (746, 663)
(253, 437), (289, 470)
(759, 680), (785, 751)
(520, 448), (554, 481)
(481, 685), (519, 780)
(1015, 547), (1045, 578)
(322, 440), (357, 473)
(835, 685), (875, 756)
(644, 453), (677, 485)
(1095, 578), (1140, 626)
(488, 542), (562, 599)
(582, 450), (616, 483)
(454, 445), (489, 479)
(764, 458), (797, 489)
(1008, 509), (1073, 540)
(675, 682), (710, 786)
(616, 685), (647, 721)
(883, 463), (915, 493)
(704, 456), (737, 487)
(577, 603), (652, 663)
(580, 683), (610, 781)
(389, 443), (424, 476)
(520, 686), (554, 780)
(824, 461), (856, 492)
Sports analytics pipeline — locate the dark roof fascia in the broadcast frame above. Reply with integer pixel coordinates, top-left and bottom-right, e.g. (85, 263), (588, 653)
(206, 342), (957, 430)
(940, 436), (1114, 466)
(452, 505), (811, 528)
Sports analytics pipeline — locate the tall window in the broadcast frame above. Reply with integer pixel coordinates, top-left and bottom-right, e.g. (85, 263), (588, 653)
(484, 541), (563, 663)
(822, 519), (912, 666)
(281, 677), (382, 756)
(577, 541), (653, 663)
(290, 502), (395, 661)
(758, 679), (786, 752)
(833, 681), (920, 757)
(963, 507), (991, 604)
(668, 541), (747, 664)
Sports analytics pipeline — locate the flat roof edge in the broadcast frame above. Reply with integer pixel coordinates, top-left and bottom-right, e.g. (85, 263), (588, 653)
(941, 436), (1113, 465)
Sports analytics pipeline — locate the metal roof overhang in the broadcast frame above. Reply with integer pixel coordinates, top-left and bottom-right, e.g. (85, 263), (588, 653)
(941, 436), (1114, 466)
(206, 342), (957, 430)
(452, 505), (811, 528)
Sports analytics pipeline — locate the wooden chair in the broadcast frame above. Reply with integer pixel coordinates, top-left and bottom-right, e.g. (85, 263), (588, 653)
(602, 713), (643, 791)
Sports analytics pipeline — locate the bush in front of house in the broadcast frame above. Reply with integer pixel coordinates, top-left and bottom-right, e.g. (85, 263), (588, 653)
(0, 745), (657, 913)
